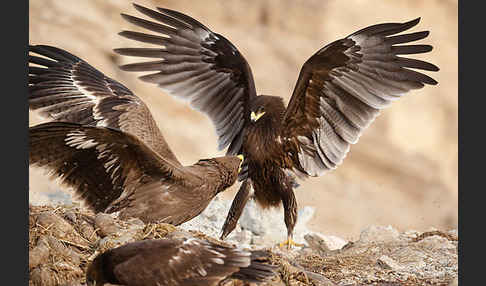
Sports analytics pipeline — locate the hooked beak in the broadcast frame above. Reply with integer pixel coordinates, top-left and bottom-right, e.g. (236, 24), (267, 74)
(237, 154), (244, 173)
(250, 111), (265, 122)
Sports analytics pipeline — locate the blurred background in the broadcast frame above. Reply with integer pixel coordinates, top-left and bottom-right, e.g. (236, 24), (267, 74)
(29, 0), (457, 241)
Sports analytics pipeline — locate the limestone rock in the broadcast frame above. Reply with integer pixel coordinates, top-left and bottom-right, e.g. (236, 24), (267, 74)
(358, 225), (400, 244)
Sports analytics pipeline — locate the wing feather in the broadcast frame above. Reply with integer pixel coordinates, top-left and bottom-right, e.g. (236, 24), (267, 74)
(29, 122), (193, 213)
(109, 238), (274, 286)
(115, 3), (256, 154)
(282, 18), (439, 176)
(29, 45), (181, 164)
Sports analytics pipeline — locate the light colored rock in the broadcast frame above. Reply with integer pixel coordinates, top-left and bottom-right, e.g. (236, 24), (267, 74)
(358, 225), (400, 244)
(448, 229), (458, 236)
(179, 195), (231, 238)
(178, 194), (322, 248)
(399, 229), (421, 240)
(376, 255), (403, 271)
(240, 199), (267, 236)
(416, 235), (456, 250)
(304, 232), (348, 254)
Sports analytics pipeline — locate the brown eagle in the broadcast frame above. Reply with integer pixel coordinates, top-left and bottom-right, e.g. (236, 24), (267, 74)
(114, 4), (439, 247)
(28, 45), (243, 225)
(86, 237), (276, 286)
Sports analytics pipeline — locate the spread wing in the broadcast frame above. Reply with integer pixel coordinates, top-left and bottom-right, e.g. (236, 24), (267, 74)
(29, 44), (180, 164)
(29, 122), (197, 212)
(282, 18), (439, 176)
(114, 3), (256, 154)
(112, 238), (254, 286)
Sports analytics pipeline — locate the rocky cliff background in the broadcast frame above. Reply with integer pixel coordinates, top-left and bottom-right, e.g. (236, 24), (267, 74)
(29, 0), (458, 241)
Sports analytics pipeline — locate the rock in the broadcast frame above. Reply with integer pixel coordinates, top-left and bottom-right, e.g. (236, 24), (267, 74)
(240, 200), (316, 246)
(448, 229), (458, 236)
(251, 234), (266, 246)
(94, 213), (120, 237)
(30, 266), (57, 286)
(97, 218), (146, 251)
(415, 235), (456, 251)
(29, 236), (50, 269)
(179, 195), (232, 240)
(78, 220), (99, 242)
(358, 225), (400, 244)
(44, 235), (82, 266)
(304, 233), (348, 254)
(63, 210), (77, 223)
(228, 228), (253, 248)
(240, 199), (266, 236)
(376, 255), (403, 271)
(36, 212), (75, 238)
(399, 229), (421, 240)
(35, 212), (89, 248)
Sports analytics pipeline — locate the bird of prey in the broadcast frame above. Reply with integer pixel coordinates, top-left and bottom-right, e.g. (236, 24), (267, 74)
(114, 4), (439, 247)
(86, 237), (276, 286)
(28, 45), (243, 225)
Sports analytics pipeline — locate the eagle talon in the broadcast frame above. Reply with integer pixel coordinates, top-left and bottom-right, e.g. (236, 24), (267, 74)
(279, 236), (304, 249)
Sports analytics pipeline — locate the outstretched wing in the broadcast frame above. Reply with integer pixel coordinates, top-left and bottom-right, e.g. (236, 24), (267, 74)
(29, 44), (180, 164)
(114, 3), (256, 154)
(112, 238), (254, 286)
(282, 18), (439, 176)
(29, 122), (196, 212)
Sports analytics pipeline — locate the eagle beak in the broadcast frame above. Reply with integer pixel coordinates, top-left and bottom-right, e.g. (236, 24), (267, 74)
(250, 111), (265, 122)
(237, 154), (244, 173)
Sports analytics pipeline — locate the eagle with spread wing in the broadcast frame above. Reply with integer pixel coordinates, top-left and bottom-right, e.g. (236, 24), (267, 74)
(86, 237), (276, 286)
(28, 45), (243, 225)
(114, 4), (439, 247)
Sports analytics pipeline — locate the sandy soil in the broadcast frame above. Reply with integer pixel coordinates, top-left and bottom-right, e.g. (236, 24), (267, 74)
(29, 0), (458, 241)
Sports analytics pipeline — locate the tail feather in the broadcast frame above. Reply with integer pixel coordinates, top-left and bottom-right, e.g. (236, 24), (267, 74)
(230, 250), (277, 283)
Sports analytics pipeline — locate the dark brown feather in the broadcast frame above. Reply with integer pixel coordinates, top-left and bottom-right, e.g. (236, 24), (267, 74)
(281, 17), (439, 177)
(115, 3), (257, 154)
(28, 44), (180, 165)
(29, 122), (242, 225)
(86, 238), (276, 286)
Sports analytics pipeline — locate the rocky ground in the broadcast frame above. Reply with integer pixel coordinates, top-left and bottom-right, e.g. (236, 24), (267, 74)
(29, 199), (458, 286)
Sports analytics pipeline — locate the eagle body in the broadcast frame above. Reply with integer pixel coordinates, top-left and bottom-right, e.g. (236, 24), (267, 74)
(240, 95), (299, 234)
(113, 157), (240, 225)
(114, 4), (440, 245)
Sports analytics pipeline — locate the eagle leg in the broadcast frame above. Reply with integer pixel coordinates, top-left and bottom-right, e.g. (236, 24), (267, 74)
(280, 186), (301, 249)
(220, 179), (252, 240)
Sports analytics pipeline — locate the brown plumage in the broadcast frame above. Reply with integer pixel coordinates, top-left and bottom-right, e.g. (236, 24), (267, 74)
(86, 237), (276, 286)
(28, 45), (243, 225)
(114, 4), (439, 245)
